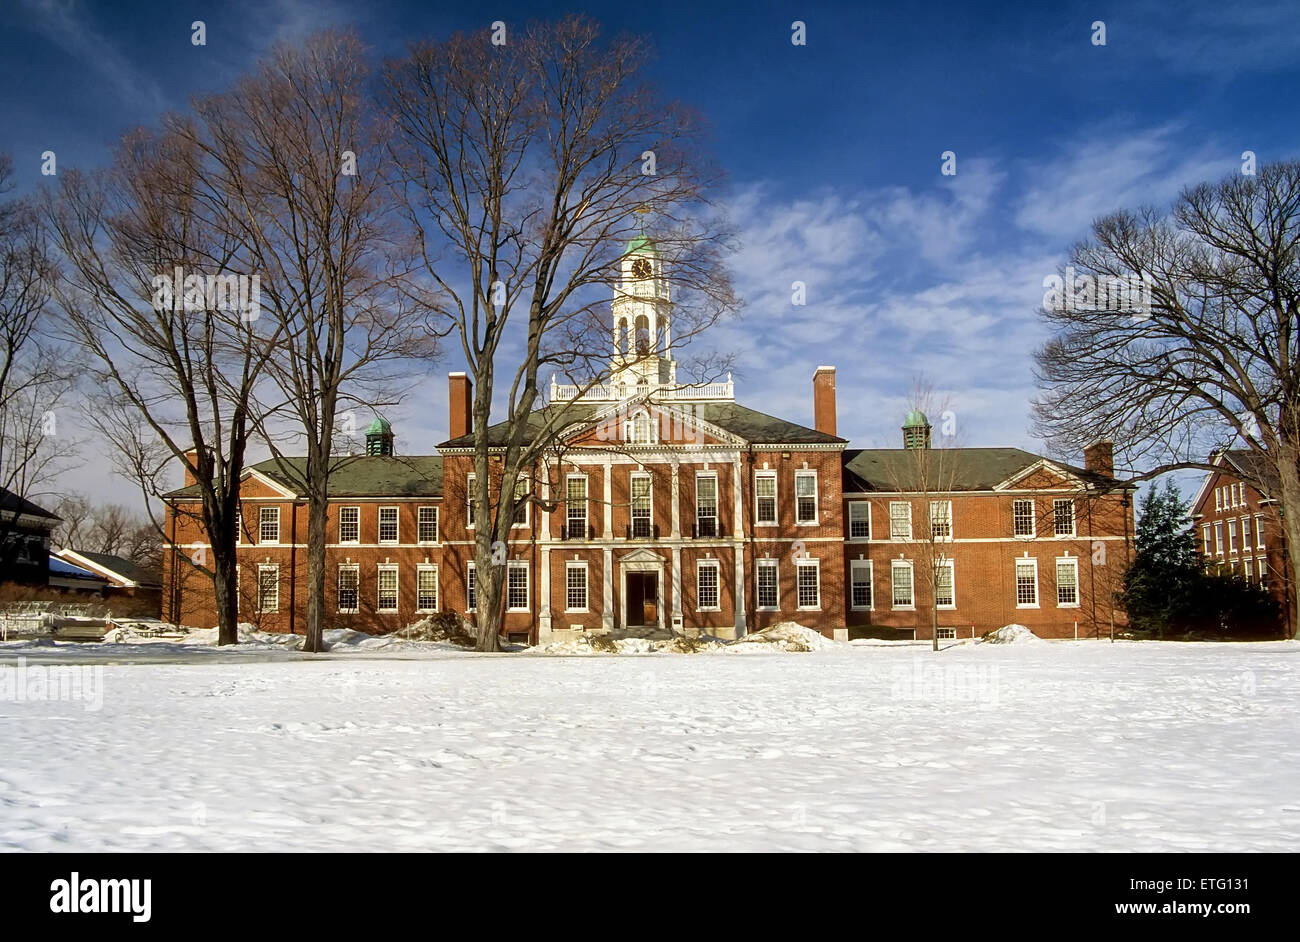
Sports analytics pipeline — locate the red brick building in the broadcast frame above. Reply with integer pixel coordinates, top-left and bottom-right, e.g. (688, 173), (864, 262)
(1190, 449), (1292, 631)
(162, 239), (1136, 641)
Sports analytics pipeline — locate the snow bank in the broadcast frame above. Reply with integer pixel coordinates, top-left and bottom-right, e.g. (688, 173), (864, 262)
(981, 623), (1043, 645)
(528, 633), (728, 656)
(731, 621), (837, 652)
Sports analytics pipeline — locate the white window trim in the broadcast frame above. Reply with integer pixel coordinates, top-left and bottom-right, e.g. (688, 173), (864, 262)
(1215, 488), (1222, 512)
(416, 563), (439, 614)
(891, 559), (915, 610)
(417, 506), (439, 545)
(696, 558), (721, 612)
(235, 507), (242, 545)
(754, 470), (778, 527)
(511, 479), (530, 528)
(566, 474), (588, 537)
(259, 506), (280, 545)
(337, 563), (360, 614)
(378, 505), (400, 545)
(755, 558), (780, 612)
(506, 560), (530, 611)
(1055, 557), (1080, 609)
(1053, 498), (1076, 538)
(1015, 558), (1040, 609)
(1202, 525), (1211, 557)
(794, 470), (819, 526)
(695, 471), (719, 536)
(930, 499), (953, 541)
(1013, 499), (1036, 539)
(1228, 517), (1238, 554)
(849, 558), (874, 612)
(1255, 514), (1265, 550)
(626, 409), (656, 445)
(795, 557), (821, 611)
(1214, 522), (1224, 556)
(257, 563), (279, 613)
(630, 471), (653, 538)
(466, 561), (477, 612)
(848, 501), (871, 541)
(377, 564), (399, 613)
(339, 505), (360, 544)
(889, 501), (913, 541)
(565, 560), (589, 613)
(934, 558), (956, 610)
(936, 627), (957, 641)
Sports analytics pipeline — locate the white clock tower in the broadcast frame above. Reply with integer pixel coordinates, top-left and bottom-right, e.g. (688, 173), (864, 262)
(611, 234), (676, 393)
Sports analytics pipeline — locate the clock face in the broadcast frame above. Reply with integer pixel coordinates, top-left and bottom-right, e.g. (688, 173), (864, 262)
(631, 258), (652, 280)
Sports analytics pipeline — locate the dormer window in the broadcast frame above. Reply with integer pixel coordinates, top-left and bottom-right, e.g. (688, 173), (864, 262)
(628, 410), (655, 444)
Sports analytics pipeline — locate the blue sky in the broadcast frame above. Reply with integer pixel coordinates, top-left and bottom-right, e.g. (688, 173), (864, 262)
(6, 0), (1299, 503)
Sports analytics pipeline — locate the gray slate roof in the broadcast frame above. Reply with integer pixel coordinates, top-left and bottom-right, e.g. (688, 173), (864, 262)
(438, 401), (845, 448)
(166, 455), (444, 500)
(842, 447), (1112, 492)
(62, 550), (160, 587)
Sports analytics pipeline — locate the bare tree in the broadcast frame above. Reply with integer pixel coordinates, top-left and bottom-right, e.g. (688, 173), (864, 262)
(382, 16), (737, 651)
(1034, 159), (1300, 638)
(46, 121), (281, 645)
(884, 384), (961, 652)
(178, 31), (436, 653)
(0, 153), (78, 549)
(52, 493), (161, 571)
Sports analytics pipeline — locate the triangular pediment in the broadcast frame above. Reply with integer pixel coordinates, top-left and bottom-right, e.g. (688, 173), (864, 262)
(619, 547), (665, 564)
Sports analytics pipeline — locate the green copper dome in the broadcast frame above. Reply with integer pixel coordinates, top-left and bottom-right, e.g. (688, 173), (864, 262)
(625, 233), (656, 255)
(903, 410), (929, 428)
(365, 417), (392, 435)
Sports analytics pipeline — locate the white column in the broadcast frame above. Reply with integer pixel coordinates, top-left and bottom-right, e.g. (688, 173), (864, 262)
(603, 546), (614, 630)
(671, 545), (682, 634)
(539, 546), (552, 641)
(602, 456), (613, 538)
(670, 457), (681, 539)
(733, 456), (746, 637)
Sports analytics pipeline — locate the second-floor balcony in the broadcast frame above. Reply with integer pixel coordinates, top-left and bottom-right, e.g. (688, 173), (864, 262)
(549, 375), (734, 402)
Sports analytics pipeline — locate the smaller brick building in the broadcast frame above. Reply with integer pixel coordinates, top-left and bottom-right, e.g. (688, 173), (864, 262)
(1190, 449), (1292, 632)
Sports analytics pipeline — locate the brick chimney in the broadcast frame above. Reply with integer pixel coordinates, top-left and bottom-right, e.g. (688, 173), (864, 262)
(449, 372), (472, 440)
(183, 448), (199, 487)
(813, 366), (837, 437)
(1084, 440), (1114, 478)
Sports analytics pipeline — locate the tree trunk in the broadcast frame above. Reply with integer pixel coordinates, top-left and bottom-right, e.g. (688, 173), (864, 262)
(212, 549), (239, 646)
(1273, 441), (1300, 640)
(474, 536), (506, 652)
(302, 488), (328, 652)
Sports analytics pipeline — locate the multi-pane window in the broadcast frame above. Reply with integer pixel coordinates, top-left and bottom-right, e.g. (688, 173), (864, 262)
(512, 479), (529, 526)
(417, 566), (438, 612)
(795, 471), (818, 524)
(755, 472), (777, 525)
(466, 473), (477, 528)
(796, 559), (820, 609)
(235, 506), (242, 544)
(466, 562), (477, 611)
(339, 506), (360, 543)
(506, 562), (529, 610)
(337, 565), (359, 613)
(1214, 523), (1224, 556)
(1241, 516), (1250, 552)
(696, 473), (718, 537)
(697, 560), (720, 610)
(1258, 559), (1269, 589)
(1228, 519), (1238, 554)
(1215, 488), (1222, 512)
(418, 506), (438, 543)
(1016, 559), (1038, 606)
(935, 560), (955, 608)
(378, 506), (398, 543)
(889, 501), (912, 540)
(377, 565), (398, 612)
(260, 506), (280, 544)
(257, 564), (279, 612)
(936, 628), (957, 641)
(565, 562), (588, 612)
(629, 411), (654, 444)
(1013, 499), (1035, 537)
(631, 473), (652, 538)
(1053, 499), (1075, 536)
(850, 560), (873, 610)
(1056, 558), (1079, 606)
(1202, 525), (1211, 556)
(1255, 514), (1265, 550)
(930, 500), (952, 540)
(848, 502), (870, 540)
(566, 476), (587, 537)
(756, 560), (779, 610)
(891, 561), (914, 608)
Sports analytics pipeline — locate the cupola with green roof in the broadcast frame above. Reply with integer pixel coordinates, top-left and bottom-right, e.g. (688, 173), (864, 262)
(902, 410), (932, 450)
(365, 417), (395, 456)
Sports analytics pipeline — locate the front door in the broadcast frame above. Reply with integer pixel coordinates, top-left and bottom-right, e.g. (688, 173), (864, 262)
(625, 572), (658, 627)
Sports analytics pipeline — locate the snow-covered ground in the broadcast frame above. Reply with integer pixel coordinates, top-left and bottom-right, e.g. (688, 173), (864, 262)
(2, 635), (1298, 851)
